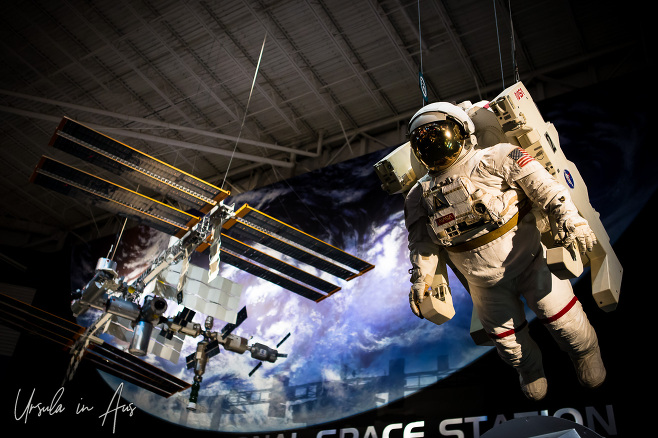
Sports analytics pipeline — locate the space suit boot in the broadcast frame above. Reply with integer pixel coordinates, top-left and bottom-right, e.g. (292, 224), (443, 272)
(572, 344), (606, 389)
(518, 370), (548, 401)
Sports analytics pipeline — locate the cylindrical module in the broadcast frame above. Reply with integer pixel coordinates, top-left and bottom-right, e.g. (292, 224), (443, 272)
(105, 297), (140, 320)
(142, 295), (168, 319)
(129, 320), (153, 356)
(193, 342), (209, 375)
(79, 272), (107, 306)
(250, 343), (278, 363)
(187, 380), (201, 411)
(223, 334), (249, 354)
(95, 257), (118, 276)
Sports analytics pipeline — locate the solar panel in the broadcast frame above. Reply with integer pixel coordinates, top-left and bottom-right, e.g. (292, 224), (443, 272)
(174, 307), (197, 327)
(219, 306), (248, 339)
(224, 220), (355, 281)
(220, 250), (327, 302)
(183, 265), (242, 321)
(229, 204), (374, 277)
(149, 330), (185, 364)
(0, 292), (83, 348)
(185, 337), (222, 371)
(0, 293), (190, 398)
(277, 332), (291, 348)
(157, 306), (196, 343)
(50, 117), (229, 213)
(221, 233), (340, 295)
(205, 339), (221, 359)
(185, 352), (195, 370)
(31, 157), (198, 236)
(248, 362), (262, 377)
(87, 342), (190, 398)
(157, 262), (243, 324)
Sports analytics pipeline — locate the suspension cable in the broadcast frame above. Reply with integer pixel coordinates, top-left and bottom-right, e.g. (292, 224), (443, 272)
(221, 32), (268, 191)
(509, 0), (520, 83)
(493, 0), (505, 89)
(418, 0), (427, 105)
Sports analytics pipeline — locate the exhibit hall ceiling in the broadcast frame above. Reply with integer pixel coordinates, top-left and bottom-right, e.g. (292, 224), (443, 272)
(0, 0), (647, 253)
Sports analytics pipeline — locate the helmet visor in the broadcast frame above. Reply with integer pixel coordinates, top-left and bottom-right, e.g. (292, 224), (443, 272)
(410, 120), (465, 172)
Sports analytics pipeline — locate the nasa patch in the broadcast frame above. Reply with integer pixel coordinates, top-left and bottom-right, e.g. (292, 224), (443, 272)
(564, 169), (575, 188)
(436, 213), (455, 226)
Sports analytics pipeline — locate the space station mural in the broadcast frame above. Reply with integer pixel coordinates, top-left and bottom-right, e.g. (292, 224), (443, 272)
(2, 77), (651, 437)
(60, 117), (458, 433)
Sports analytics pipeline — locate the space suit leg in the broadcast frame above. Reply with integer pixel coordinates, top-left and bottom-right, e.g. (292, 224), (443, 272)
(520, 248), (605, 390)
(469, 280), (547, 400)
(542, 297), (605, 389)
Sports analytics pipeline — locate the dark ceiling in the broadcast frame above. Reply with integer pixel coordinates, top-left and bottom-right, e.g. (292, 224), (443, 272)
(0, 0), (647, 256)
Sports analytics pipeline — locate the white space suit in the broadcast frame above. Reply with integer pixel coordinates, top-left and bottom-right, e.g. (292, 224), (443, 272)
(404, 102), (606, 400)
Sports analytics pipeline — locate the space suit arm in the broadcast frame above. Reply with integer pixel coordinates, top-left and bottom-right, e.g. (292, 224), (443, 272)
(408, 247), (439, 318)
(517, 170), (597, 253)
(405, 183), (443, 317)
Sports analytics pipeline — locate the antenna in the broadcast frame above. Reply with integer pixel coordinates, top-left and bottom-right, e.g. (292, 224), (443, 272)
(109, 217), (128, 260)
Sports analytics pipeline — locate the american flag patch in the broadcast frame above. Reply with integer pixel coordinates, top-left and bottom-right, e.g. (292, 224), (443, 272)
(508, 147), (534, 167)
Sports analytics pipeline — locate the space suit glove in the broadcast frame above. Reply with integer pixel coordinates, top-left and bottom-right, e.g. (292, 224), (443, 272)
(409, 279), (427, 319)
(557, 215), (598, 253)
(408, 249), (439, 319)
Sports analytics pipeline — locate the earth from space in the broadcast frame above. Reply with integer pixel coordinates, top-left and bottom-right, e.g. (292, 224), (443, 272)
(71, 82), (652, 434)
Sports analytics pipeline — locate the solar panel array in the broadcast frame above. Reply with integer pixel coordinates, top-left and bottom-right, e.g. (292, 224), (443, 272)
(51, 117), (230, 212)
(0, 292), (190, 398)
(31, 156), (197, 236)
(31, 117), (375, 304)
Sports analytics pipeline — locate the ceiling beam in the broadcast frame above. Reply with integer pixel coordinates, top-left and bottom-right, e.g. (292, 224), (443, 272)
(242, 0), (356, 129)
(0, 105), (294, 168)
(305, 0), (393, 112)
(430, 0), (484, 99)
(63, 0), (199, 128)
(187, 0), (304, 136)
(494, 0), (535, 84)
(365, 0), (441, 101)
(0, 90), (317, 157)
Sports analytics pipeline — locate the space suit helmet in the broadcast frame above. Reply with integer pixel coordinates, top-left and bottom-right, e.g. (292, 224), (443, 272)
(408, 102), (476, 172)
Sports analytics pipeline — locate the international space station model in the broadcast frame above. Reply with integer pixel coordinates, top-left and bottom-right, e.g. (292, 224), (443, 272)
(374, 81), (622, 343)
(1, 117), (374, 410)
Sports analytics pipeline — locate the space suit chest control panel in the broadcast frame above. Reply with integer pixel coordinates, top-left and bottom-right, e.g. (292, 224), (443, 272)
(421, 176), (506, 246)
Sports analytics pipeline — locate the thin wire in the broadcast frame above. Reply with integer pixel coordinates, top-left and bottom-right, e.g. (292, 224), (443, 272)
(418, 0), (425, 106)
(509, 0), (519, 83)
(493, 0), (505, 89)
(418, 0), (422, 74)
(221, 32), (268, 191)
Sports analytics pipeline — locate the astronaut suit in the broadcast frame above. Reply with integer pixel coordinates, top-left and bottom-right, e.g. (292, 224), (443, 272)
(404, 102), (606, 400)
